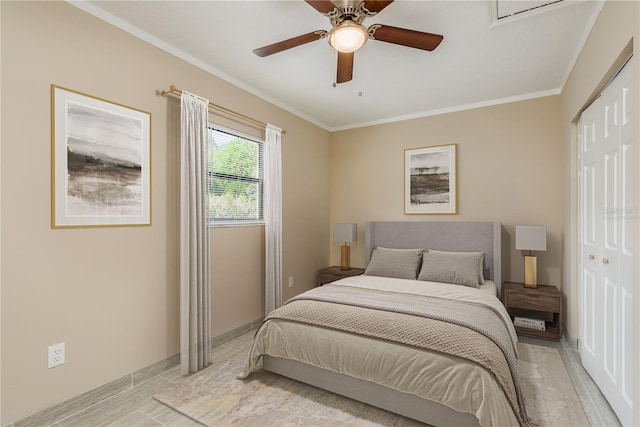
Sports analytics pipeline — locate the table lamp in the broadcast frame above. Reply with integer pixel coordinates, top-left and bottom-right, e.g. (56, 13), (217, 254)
(334, 223), (357, 270)
(515, 225), (547, 288)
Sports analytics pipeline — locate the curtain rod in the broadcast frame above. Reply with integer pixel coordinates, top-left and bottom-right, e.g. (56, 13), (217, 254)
(160, 85), (287, 135)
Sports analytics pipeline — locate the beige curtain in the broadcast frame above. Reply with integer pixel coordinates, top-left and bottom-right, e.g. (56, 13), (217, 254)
(264, 124), (283, 314)
(180, 91), (211, 375)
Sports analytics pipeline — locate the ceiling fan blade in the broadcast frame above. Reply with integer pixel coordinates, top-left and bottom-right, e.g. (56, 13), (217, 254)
(253, 31), (327, 57)
(369, 24), (443, 51)
(362, 0), (394, 14)
(305, 0), (336, 14)
(336, 51), (354, 84)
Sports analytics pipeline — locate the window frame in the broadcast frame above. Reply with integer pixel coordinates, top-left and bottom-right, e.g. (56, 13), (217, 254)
(207, 123), (265, 228)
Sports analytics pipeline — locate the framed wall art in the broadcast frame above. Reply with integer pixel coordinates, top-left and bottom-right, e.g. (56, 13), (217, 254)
(51, 85), (151, 228)
(404, 144), (457, 215)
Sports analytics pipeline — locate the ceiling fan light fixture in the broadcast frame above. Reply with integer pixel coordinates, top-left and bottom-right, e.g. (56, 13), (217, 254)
(328, 20), (368, 53)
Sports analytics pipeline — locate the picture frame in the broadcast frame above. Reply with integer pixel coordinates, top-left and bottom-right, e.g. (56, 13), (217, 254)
(404, 144), (457, 215)
(51, 85), (152, 228)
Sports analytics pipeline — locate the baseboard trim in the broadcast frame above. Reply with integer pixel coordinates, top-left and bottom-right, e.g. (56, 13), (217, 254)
(210, 317), (263, 348)
(8, 318), (263, 427)
(12, 373), (133, 427)
(563, 326), (578, 349)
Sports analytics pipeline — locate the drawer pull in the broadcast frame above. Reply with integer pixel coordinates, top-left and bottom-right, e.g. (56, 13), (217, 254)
(588, 254), (595, 260)
(602, 258), (609, 265)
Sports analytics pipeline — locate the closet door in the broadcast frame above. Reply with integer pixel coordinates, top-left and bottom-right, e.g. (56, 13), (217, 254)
(617, 60), (634, 422)
(579, 96), (603, 389)
(578, 59), (633, 426)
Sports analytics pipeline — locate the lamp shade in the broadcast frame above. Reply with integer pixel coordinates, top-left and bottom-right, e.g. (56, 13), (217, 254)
(334, 223), (357, 243)
(328, 21), (368, 53)
(515, 225), (547, 251)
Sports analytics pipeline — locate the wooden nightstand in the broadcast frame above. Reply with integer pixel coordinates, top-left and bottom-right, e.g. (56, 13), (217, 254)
(502, 281), (563, 341)
(317, 266), (365, 286)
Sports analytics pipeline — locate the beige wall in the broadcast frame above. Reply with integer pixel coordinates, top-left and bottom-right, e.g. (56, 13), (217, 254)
(560, 1), (639, 423)
(0, 2), (330, 423)
(330, 96), (564, 289)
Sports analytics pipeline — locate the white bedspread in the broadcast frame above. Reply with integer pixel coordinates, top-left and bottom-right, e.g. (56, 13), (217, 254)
(244, 276), (521, 427)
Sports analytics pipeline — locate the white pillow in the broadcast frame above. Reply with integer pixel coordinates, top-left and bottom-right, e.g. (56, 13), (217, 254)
(428, 249), (485, 284)
(364, 247), (424, 280)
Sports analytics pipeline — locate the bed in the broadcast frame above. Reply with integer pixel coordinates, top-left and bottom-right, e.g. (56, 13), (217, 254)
(241, 221), (527, 427)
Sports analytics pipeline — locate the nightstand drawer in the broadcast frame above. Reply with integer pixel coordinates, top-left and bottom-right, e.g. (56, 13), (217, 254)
(318, 266), (365, 286)
(505, 292), (561, 312)
(319, 272), (348, 284)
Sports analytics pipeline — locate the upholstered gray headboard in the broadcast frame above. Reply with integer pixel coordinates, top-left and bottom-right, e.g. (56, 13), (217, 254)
(365, 221), (502, 295)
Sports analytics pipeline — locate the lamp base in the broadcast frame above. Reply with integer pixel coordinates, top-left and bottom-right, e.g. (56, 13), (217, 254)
(340, 245), (351, 270)
(524, 255), (537, 288)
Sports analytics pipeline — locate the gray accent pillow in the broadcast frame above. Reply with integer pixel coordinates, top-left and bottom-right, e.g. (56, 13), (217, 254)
(428, 249), (486, 284)
(418, 252), (480, 288)
(364, 247), (424, 280)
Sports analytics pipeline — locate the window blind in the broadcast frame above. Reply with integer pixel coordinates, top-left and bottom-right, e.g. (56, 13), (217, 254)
(207, 126), (264, 226)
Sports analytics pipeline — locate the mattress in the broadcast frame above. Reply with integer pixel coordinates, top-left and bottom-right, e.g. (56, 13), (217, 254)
(242, 276), (522, 427)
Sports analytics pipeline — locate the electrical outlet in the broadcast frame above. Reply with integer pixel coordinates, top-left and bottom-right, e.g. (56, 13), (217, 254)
(288, 276), (294, 288)
(48, 343), (65, 368)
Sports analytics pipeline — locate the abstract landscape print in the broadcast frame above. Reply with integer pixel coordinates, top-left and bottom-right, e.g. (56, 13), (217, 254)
(404, 144), (457, 214)
(52, 86), (151, 228)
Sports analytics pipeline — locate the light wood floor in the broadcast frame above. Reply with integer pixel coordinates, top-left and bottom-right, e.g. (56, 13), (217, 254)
(518, 335), (621, 427)
(10, 332), (621, 427)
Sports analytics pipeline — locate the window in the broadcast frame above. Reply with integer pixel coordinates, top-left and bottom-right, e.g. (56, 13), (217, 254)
(207, 126), (264, 226)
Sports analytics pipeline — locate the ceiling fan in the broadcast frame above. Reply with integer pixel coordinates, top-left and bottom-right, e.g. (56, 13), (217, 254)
(253, 0), (444, 84)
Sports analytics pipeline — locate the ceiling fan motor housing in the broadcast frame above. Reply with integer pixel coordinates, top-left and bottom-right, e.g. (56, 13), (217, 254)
(326, 1), (378, 27)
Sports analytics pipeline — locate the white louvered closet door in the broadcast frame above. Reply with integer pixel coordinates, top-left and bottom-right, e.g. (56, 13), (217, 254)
(578, 58), (634, 426)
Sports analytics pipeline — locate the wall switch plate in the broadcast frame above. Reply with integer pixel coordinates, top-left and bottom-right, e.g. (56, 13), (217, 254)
(48, 343), (65, 368)
(288, 276), (294, 288)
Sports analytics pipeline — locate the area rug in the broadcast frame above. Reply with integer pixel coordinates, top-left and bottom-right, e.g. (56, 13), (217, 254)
(154, 341), (590, 426)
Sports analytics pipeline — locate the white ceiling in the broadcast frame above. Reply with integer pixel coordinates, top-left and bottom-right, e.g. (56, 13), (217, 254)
(72, 0), (603, 131)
